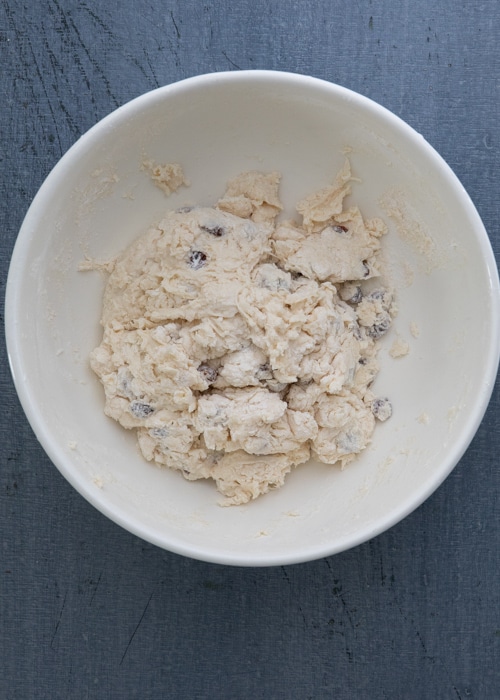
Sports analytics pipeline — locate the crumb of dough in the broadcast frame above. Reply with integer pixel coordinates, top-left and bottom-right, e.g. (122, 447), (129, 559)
(410, 321), (420, 338)
(78, 256), (116, 273)
(296, 158), (352, 233)
(380, 188), (438, 272)
(89, 161), (395, 505)
(417, 412), (430, 425)
(389, 336), (410, 358)
(142, 160), (189, 196)
(402, 261), (415, 287)
(447, 405), (460, 425)
(371, 397), (392, 422)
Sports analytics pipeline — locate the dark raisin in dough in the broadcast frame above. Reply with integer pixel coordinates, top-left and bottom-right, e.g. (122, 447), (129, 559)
(198, 364), (218, 384)
(366, 316), (391, 339)
(130, 401), (155, 418)
(348, 287), (363, 304)
(200, 224), (226, 237)
(188, 251), (208, 269)
(371, 397), (392, 421)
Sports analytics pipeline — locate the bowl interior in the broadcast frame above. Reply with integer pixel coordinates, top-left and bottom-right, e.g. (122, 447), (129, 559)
(6, 71), (499, 565)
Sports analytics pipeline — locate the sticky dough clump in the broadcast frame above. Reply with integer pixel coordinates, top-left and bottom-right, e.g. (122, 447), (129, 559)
(90, 160), (395, 505)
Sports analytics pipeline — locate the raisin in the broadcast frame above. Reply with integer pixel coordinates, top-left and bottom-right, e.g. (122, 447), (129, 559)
(337, 431), (361, 453)
(350, 288), (362, 304)
(256, 363), (273, 381)
(117, 367), (135, 398)
(258, 274), (291, 292)
(362, 261), (371, 278)
(366, 316), (391, 339)
(208, 451), (224, 465)
(176, 206), (194, 213)
(371, 397), (392, 421)
(150, 427), (169, 438)
(339, 283), (362, 304)
(332, 224), (349, 234)
(198, 364), (218, 384)
(200, 224), (226, 237)
(130, 401), (154, 418)
(367, 289), (386, 302)
(188, 251), (207, 269)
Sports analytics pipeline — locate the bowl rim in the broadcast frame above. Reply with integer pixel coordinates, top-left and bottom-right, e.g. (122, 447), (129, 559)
(5, 69), (500, 566)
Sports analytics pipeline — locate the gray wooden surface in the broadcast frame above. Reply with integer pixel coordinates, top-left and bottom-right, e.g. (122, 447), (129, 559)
(1, 1), (499, 698)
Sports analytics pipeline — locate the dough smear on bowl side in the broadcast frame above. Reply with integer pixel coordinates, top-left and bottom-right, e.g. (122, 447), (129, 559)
(89, 160), (395, 505)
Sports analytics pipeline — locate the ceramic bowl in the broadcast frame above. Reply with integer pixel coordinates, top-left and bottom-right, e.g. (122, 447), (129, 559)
(6, 71), (499, 565)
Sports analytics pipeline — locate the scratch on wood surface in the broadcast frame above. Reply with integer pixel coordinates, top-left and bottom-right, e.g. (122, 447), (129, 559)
(80, 3), (114, 35)
(51, 0), (120, 108)
(395, 602), (463, 700)
(119, 589), (155, 666)
(50, 590), (68, 648)
(89, 572), (103, 606)
(170, 10), (181, 39)
(281, 566), (307, 626)
(143, 50), (161, 88)
(221, 50), (242, 70)
(23, 36), (63, 154)
(324, 558), (334, 574)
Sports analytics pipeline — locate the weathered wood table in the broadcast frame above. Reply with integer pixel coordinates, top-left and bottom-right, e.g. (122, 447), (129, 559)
(1, 2), (499, 697)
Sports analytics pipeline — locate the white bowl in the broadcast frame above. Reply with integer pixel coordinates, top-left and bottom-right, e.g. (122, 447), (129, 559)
(6, 71), (500, 566)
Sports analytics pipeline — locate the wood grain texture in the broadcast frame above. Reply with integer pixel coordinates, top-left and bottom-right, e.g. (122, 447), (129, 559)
(1, 1), (499, 698)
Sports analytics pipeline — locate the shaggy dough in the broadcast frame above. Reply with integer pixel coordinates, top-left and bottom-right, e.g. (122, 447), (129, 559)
(90, 162), (395, 505)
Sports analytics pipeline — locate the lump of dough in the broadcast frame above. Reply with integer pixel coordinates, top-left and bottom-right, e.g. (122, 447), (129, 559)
(296, 158), (352, 233)
(312, 391), (376, 466)
(216, 170), (283, 223)
(273, 207), (386, 284)
(211, 445), (311, 506)
(89, 163), (394, 505)
(99, 207), (273, 330)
